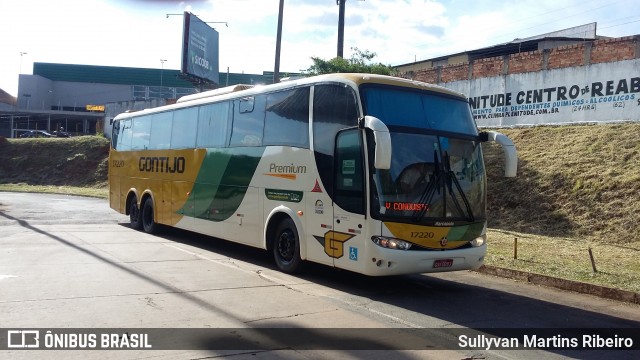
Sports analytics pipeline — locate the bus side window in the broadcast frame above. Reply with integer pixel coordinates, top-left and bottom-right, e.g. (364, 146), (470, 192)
(117, 119), (133, 151)
(149, 111), (173, 150)
(334, 129), (365, 215)
(313, 83), (359, 197)
(131, 115), (151, 150)
(111, 120), (120, 149)
(264, 87), (310, 148)
(171, 107), (198, 149)
(231, 95), (266, 147)
(197, 101), (232, 148)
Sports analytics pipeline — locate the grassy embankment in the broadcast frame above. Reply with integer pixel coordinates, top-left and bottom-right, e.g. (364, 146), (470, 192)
(1, 125), (639, 292)
(0, 136), (109, 198)
(482, 123), (640, 292)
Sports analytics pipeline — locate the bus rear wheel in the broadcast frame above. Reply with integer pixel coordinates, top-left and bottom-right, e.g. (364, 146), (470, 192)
(129, 198), (142, 230)
(142, 197), (157, 234)
(273, 218), (302, 273)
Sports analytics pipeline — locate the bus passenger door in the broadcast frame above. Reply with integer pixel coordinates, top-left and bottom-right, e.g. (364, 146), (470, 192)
(331, 129), (367, 273)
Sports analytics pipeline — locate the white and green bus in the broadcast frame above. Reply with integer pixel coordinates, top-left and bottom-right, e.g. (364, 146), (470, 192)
(109, 73), (517, 276)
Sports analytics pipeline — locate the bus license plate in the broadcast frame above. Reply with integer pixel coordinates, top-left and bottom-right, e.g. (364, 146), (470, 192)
(433, 259), (453, 268)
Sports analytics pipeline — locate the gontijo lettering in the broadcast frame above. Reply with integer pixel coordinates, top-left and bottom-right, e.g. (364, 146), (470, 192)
(139, 157), (185, 173)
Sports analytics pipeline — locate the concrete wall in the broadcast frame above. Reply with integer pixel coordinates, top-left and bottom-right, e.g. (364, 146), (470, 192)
(446, 59), (640, 127)
(404, 36), (640, 126)
(17, 75), (53, 110)
(52, 82), (132, 109)
(16, 75), (132, 111)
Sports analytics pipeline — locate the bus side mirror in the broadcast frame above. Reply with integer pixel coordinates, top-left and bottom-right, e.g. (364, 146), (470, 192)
(362, 116), (391, 170)
(480, 131), (518, 177)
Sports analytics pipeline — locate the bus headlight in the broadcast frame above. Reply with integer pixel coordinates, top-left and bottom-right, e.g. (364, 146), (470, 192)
(371, 236), (412, 250)
(470, 234), (486, 247)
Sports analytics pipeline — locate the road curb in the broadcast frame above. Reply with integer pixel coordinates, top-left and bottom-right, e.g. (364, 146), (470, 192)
(476, 265), (640, 305)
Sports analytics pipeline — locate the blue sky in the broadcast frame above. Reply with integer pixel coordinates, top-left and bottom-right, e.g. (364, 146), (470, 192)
(1, 0), (639, 97)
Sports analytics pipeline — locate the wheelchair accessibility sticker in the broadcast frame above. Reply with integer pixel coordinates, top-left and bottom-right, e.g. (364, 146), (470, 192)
(349, 247), (358, 261)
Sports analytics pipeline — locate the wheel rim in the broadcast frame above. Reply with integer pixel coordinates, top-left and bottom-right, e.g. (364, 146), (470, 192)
(277, 229), (295, 262)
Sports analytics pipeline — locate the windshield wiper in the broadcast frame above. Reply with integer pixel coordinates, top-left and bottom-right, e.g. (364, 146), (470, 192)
(443, 152), (475, 222)
(413, 149), (441, 220)
(413, 151), (475, 222)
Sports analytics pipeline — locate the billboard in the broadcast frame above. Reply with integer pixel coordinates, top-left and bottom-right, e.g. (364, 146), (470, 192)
(181, 12), (219, 85)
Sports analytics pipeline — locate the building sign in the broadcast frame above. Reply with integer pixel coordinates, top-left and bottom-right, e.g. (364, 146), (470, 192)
(444, 59), (640, 127)
(86, 105), (105, 112)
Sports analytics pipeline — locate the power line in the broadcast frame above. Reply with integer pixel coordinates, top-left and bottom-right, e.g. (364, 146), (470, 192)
(413, 0), (633, 52)
(472, 0), (632, 45)
(599, 18), (640, 31)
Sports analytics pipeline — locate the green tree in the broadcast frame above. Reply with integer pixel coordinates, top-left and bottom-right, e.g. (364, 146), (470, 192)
(305, 48), (397, 76)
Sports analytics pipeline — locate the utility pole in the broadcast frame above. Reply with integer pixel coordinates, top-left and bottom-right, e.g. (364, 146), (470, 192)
(274, 0), (284, 83)
(337, 0), (346, 58)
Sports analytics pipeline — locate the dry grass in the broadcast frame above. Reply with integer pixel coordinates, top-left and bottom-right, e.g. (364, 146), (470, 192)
(0, 183), (107, 198)
(482, 123), (640, 293)
(485, 230), (640, 293)
(483, 123), (640, 244)
(0, 136), (109, 188)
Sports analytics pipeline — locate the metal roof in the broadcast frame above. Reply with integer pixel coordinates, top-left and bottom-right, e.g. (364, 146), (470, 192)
(33, 63), (195, 88)
(32, 63), (292, 88)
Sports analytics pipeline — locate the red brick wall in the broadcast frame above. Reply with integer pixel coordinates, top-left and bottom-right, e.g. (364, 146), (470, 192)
(404, 35), (638, 83)
(508, 50), (543, 74)
(591, 36), (637, 64)
(472, 57), (503, 78)
(440, 63), (468, 83)
(548, 43), (585, 69)
(413, 67), (439, 83)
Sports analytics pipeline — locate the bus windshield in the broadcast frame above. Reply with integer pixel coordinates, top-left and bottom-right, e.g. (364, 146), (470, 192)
(362, 85), (486, 224)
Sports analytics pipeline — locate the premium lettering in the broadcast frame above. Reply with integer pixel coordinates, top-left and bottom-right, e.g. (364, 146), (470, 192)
(269, 163), (306, 174)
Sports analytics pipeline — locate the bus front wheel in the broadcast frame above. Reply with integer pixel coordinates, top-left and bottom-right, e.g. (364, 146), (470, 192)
(273, 218), (302, 273)
(129, 198), (142, 230)
(142, 197), (157, 234)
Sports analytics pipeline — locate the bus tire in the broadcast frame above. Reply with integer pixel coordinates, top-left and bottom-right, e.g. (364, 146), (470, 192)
(129, 197), (142, 230)
(273, 218), (302, 273)
(141, 197), (157, 234)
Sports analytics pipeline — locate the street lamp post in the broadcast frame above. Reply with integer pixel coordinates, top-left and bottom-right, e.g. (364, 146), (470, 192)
(19, 52), (27, 74)
(160, 59), (167, 97)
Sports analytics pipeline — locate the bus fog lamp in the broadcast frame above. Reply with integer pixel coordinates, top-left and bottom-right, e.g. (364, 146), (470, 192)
(470, 234), (486, 247)
(372, 236), (412, 250)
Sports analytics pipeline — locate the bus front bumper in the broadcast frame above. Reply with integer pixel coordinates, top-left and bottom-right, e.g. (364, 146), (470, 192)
(362, 243), (487, 276)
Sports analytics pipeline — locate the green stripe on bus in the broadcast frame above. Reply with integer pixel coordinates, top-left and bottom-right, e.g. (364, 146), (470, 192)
(180, 147), (266, 221)
(460, 221), (484, 240)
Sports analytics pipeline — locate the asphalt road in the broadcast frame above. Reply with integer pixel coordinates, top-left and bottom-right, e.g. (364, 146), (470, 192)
(0, 192), (638, 359)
